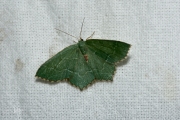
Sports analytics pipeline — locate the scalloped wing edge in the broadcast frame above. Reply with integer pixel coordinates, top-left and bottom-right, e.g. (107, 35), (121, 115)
(35, 44), (131, 90)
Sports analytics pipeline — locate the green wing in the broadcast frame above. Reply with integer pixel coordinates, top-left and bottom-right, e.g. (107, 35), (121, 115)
(36, 44), (78, 81)
(84, 39), (131, 80)
(86, 39), (131, 63)
(35, 44), (95, 90)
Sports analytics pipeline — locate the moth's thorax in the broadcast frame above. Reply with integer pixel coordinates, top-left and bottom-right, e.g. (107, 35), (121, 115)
(78, 41), (86, 55)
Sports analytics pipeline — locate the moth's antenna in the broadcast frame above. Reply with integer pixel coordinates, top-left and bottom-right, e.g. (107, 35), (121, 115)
(79, 17), (85, 40)
(55, 28), (79, 40)
(86, 31), (95, 40)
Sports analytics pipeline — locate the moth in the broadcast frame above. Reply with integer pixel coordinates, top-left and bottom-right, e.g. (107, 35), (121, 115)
(36, 19), (131, 90)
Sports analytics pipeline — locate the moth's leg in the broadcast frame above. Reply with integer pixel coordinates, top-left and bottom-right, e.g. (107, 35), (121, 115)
(73, 40), (77, 43)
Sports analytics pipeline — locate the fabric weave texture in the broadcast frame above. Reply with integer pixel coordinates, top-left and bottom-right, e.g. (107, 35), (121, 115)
(0, 0), (179, 120)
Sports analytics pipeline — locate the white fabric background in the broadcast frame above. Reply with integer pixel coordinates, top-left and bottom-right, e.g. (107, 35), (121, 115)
(0, 0), (180, 120)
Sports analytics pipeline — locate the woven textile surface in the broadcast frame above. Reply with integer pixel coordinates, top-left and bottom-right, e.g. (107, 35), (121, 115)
(0, 0), (180, 120)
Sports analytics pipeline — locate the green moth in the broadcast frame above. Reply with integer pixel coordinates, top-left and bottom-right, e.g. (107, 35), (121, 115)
(35, 21), (131, 90)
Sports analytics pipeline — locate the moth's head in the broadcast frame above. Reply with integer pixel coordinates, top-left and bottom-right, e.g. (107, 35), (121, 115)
(80, 37), (84, 41)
